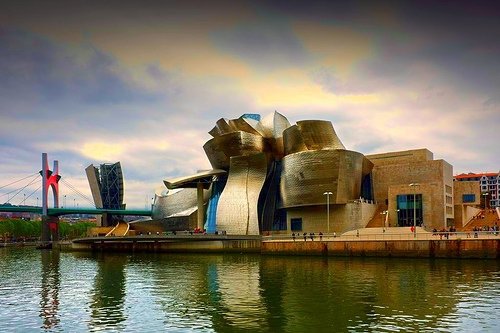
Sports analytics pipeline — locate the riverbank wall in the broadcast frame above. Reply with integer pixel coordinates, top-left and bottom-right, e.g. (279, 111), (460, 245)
(261, 239), (500, 259)
(67, 234), (500, 258)
(71, 235), (262, 253)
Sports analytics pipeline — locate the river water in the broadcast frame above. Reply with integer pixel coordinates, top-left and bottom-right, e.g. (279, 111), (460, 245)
(1, 247), (500, 332)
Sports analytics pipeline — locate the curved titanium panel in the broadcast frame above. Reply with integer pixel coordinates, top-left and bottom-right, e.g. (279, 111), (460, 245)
(152, 188), (198, 219)
(272, 111), (291, 137)
(229, 117), (262, 136)
(208, 125), (221, 137)
(280, 150), (371, 208)
(215, 118), (235, 135)
(260, 111), (291, 138)
(283, 125), (308, 155)
(216, 153), (267, 235)
(203, 131), (267, 170)
(296, 120), (346, 150)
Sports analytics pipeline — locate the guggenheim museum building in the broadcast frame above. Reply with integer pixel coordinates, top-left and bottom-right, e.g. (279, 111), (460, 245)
(140, 112), (456, 235)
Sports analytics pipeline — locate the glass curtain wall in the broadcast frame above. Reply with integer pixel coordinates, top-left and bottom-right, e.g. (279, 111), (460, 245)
(396, 194), (423, 227)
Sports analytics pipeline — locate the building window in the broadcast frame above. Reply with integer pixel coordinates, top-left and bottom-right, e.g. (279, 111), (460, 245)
(396, 194), (423, 227)
(290, 218), (302, 231)
(462, 194), (476, 203)
(446, 185), (452, 194)
(446, 196), (453, 204)
(446, 206), (453, 215)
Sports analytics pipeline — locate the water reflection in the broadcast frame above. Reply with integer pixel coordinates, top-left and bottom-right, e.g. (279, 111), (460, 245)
(88, 253), (127, 331)
(3, 247), (500, 332)
(208, 256), (267, 332)
(39, 249), (60, 330)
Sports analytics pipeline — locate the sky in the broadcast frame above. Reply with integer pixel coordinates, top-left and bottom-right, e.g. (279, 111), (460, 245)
(1, 0), (499, 209)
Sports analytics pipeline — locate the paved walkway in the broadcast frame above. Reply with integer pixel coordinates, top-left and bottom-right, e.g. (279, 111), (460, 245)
(263, 227), (500, 242)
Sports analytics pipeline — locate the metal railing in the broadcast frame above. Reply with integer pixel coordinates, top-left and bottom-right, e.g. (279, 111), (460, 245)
(262, 231), (500, 242)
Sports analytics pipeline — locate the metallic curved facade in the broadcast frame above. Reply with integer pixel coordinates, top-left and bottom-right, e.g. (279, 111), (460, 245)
(203, 131), (267, 170)
(152, 188), (198, 219)
(280, 150), (373, 208)
(158, 112), (374, 235)
(295, 120), (346, 150)
(283, 125), (308, 156)
(216, 153), (267, 235)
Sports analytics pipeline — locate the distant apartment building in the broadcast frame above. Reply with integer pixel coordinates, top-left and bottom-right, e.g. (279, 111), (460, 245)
(454, 172), (500, 208)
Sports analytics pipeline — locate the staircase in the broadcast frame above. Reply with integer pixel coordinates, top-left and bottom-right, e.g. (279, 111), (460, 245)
(457, 209), (500, 231)
(365, 206), (387, 228)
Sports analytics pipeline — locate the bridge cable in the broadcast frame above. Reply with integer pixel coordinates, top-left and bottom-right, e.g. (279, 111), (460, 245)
(0, 172), (39, 190)
(16, 184), (42, 206)
(3, 174), (40, 203)
(61, 179), (95, 207)
(60, 178), (96, 207)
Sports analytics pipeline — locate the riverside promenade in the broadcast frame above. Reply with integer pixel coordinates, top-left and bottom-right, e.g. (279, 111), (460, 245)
(262, 227), (500, 258)
(68, 227), (500, 259)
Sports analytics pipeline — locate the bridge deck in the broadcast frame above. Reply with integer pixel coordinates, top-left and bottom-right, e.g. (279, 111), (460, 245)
(0, 205), (151, 216)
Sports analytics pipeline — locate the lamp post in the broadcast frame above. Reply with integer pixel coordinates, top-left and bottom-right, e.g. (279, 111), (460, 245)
(380, 210), (388, 230)
(63, 195), (67, 208)
(482, 192), (489, 210)
(409, 183), (420, 238)
(394, 209), (400, 227)
(323, 191), (332, 234)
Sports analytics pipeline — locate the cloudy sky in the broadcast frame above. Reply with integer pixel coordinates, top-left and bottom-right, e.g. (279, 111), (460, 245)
(1, 0), (499, 208)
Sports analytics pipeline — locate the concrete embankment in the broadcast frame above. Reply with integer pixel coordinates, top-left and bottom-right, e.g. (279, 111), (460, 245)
(71, 235), (261, 253)
(69, 232), (500, 258)
(261, 239), (500, 259)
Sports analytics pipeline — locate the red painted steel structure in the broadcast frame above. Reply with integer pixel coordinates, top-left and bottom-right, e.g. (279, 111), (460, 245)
(41, 153), (61, 244)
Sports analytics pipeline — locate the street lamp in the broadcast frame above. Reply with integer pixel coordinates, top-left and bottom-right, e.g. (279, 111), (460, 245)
(482, 192), (489, 210)
(323, 191), (332, 233)
(380, 210), (388, 230)
(63, 195), (67, 208)
(409, 183), (420, 238)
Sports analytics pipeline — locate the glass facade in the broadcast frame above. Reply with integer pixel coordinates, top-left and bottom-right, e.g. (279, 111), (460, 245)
(396, 194), (423, 227)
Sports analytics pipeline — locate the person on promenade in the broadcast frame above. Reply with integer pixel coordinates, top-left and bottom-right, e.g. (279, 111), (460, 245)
(292, 233), (295, 241)
(303, 232), (307, 241)
(319, 232), (323, 241)
(309, 232), (314, 241)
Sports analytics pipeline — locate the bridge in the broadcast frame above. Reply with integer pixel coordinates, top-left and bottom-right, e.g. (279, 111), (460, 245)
(0, 205), (151, 217)
(0, 153), (152, 246)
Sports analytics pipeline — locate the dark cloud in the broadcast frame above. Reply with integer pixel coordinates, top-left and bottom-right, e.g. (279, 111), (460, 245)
(0, 27), (162, 110)
(212, 20), (311, 70)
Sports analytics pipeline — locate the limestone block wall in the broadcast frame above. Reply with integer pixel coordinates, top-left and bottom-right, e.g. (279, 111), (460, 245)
(453, 181), (480, 205)
(388, 183), (445, 230)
